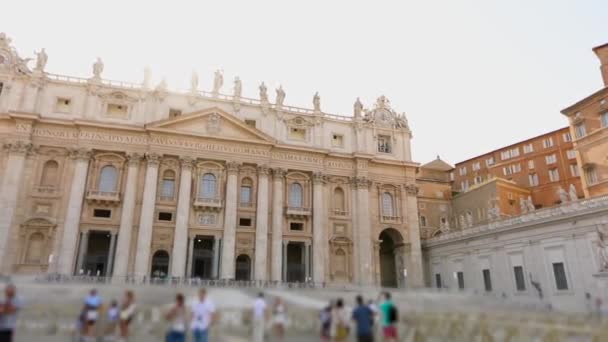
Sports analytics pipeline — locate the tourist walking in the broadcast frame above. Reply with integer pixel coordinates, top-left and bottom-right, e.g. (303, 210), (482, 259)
(103, 299), (120, 341)
(272, 297), (287, 341)
(330, 298), (350, 342)
(379, 292), (398, 342)
(352, 295), (375, 342)
(82, 289), (103, 339)
(320, 302), (332, 341)
(190, 288), (216, 342)
(165, 293), (188, 342)
(0, 284), (23, 342)
(252, 292), (267, 342)
(118, 290), (136, 341)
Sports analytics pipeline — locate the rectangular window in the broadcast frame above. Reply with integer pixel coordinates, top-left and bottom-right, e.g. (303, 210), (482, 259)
(331, 134), (344, 147)
(245, 119), (256, 128)
(552, 262), (569, 290)
(602, 113), (608, 127)
(542, 137), (554, 148)
(93, 209), (112, 218)
(460, 180), (469, 191)
(486, 157), (495, 166)
(575, 123), (586, 138)
(569, 164), (580, 177)
(513, 266), (526, 291)
(523, 144), (534, 154)
(563, 132), (572, 142)
(457, 272), (465, 289)
(158, 212), (173, 221)
(566, 150), (576, 159)
(586, 168), (598, 184)
(528, 173), (539, 186)
(482, 269), (492, 292)
(435, 273), (442, 288)
(528, 160), (535, 169)
(500, 151), (511, 161)
(545, 154), (557, 164)
(290, 222), (304, 231)
(161, 179), (175, 198)
(512, 163), (521, 173)
(240, 186), (252, 205)
(510, 148), (520, 158)
(419, 215), (427, 227)
(377, 135), (392, 153)
(449, 172), (454, 181)
(239, 218), (252, 227)
(106, 103), (128, 118)
(458, 167), (467, 176)
(503, 166), (512, 176)
(548, 168), (560, 182)
(169, 108), (182, 118)
(472, 162), (480, 171)
(474, 176), (483, 184)
(55, 97), (72, 113)
(289, 127), (306, 140)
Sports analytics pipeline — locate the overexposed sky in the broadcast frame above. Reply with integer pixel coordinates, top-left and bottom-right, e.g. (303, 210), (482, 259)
(2, 0), (606, 164)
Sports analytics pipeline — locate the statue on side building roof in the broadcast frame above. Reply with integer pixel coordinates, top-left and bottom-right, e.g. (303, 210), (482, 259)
(557, 186), (569, 204)
(313, 92), (321, 112)
(34, 48), (47, 72)
(190, 70), (199, 94)
(92, 57), (104, 79)
(354, 97), (363, 118)
(143, 67), (152, 89)
(259, 82), (268, 103)
(233, 76), (242, 99)
(212, 69), (223, 94)
(526, 196), (535, 212)
(276, 86), (286, 107)
(568, 184), (578, 202)
(520, 197), (528, 214)
(595, 224), (608, 271)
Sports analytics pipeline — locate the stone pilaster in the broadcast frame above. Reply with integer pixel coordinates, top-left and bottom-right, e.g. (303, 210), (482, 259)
(171, 157), (194, 277)
(404, 183), (424, 287)
(113, 153), (142, 277)
(354, 176), (373, 285)
(271, 168), (286, 281)
(133, 153), (161, 277)
(312, 171), (326, 283)
(212, 238), (221, 279)
(186, 237), (194, 277)
(304, 242), (311, 281)
(282, 240), (289, 281)
(57, 148), (91, 275)
(254, 165), (270, 281)
(107, 232), (117, 276)
(220, 161), (240, 279)
(75, 231), (89, 274)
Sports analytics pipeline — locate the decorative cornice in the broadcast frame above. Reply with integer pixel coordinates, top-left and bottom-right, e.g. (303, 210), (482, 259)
(69, 147), (92, 161)
(257, 164), (271, 175)
(3, 140), (32, 155)
(126, 153), (143, 166)
(225, 161), (241, 173)
(312, 171), (325, 184)
(145, 152), (161, 166)
(180, 156), (195, 170)
(404, 183), (418, 196)
(350, 176), (371, 189)
(272, 167), (286, 179)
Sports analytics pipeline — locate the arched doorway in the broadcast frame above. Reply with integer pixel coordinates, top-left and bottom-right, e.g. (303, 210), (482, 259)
(379, 228), (404, 287)
(151, 250), (170, 278)
(235, 254), (251, 281)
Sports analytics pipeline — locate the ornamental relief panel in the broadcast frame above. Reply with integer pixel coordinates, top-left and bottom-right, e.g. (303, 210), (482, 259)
(152, 229), (173, 252)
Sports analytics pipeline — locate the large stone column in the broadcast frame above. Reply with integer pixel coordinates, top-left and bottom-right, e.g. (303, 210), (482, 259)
(282, 240), (288, 281)
(304, 242), (311, 281)
(171, 157), (193, 278)
(186, 237), (194, 277)
(220, 161), (240, 279)
(355, 177), (373, 285)
(212, 238), (221, 279)
(404, 183), (424, 287)
(57, 148), (91, 275)
(106, 232), (117, 276)
(271, 168), (286, 281)
(254, 165), (270, 281)
(133, 153), (161, 278)
(75, 231), (89, 274)
(112, 153), (142, 278)
(0, 141), (31, 271)
(312, 172), (326, 283)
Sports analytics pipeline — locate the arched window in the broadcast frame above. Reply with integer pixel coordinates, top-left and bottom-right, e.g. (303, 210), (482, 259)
(382, 192), (394, 216)
(25, 233), (45, 263)
(200, 173), (217, 199)
(150, 250), (170, 278)
(333, 187), (345, 211)
(290, 183), (303, 208)
(240, 177), (253, 205)
(161, 170), (176, 198)
(40, 160), (59, 186)
(98, 165), (118, 192)
(420, 215), (427, 227)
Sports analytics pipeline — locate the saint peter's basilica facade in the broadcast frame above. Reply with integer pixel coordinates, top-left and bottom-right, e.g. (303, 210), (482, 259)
(0, 33), (422, 287)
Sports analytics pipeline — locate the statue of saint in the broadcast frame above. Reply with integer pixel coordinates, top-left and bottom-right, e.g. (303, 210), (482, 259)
(143, 67), (152, 89)
(526, 196), (535, 212)
(92, 57), (104, 79)
(190, 70), (199, 93)
(276, 86), (286, 106)
(233, 76), (242, 98)
(354, 97), (363, 118)
(568, 184), (578, 202)
(259, 82), (268, 102)
(595, 225), (608, 271)
(212, 70), (223, 94)
(34, 48), (47, 72)
(313, 92), (321, 112)
(520, 197), (528, 214)
(156, 78), (168, 92)
(466, 212), (473, 227)
(557, 186), (569, 204)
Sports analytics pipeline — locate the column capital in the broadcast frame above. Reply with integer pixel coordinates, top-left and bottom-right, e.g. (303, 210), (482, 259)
(225, 161), (241, 174)
(312, 171), (326, 184)
(272, 167), (286, 179)
(403, 183), (418, 195)
(180, 156), (195, 170)
(282, 240), (289, 246)
(69, 147), (92, 161)
(4, 140), (32, 155)
(126, 152), (143, 166)
(145, 152), (161, 167)
(350, 176), (371, 189)
(257, 164), (271, 175)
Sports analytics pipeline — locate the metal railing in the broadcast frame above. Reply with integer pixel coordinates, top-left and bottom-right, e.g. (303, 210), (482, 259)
(86, 190), (120, 198)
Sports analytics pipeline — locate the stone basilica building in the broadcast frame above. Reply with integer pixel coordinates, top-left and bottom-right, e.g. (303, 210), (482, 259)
(0, 33), (423, 287)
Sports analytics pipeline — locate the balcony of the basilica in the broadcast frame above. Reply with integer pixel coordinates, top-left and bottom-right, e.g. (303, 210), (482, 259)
(380, 215), (401, 224)
(32, 185), (62, 198)
(329, 208), (349, 218)
(193, 196), (224, 211)
(285, 206), (311, 218)
(86, 190), (121, 205)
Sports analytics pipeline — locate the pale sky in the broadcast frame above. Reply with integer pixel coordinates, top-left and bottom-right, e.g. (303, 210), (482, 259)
(2, 1), (607, 164)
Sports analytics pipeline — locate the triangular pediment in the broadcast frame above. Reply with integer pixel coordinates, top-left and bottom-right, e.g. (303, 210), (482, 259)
(147, 107), (276, 145)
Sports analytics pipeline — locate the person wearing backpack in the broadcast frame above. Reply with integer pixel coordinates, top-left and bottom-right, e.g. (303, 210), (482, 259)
(352, 295), (374, 342)
(378, 292), (398, 341)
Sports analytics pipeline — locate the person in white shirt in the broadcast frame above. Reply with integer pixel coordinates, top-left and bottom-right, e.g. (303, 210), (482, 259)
(190, 288), (216, 342)
(252, 292), (267, 342)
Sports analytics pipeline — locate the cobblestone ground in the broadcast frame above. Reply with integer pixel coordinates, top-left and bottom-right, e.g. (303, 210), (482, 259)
(15, 331), (320, 342)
